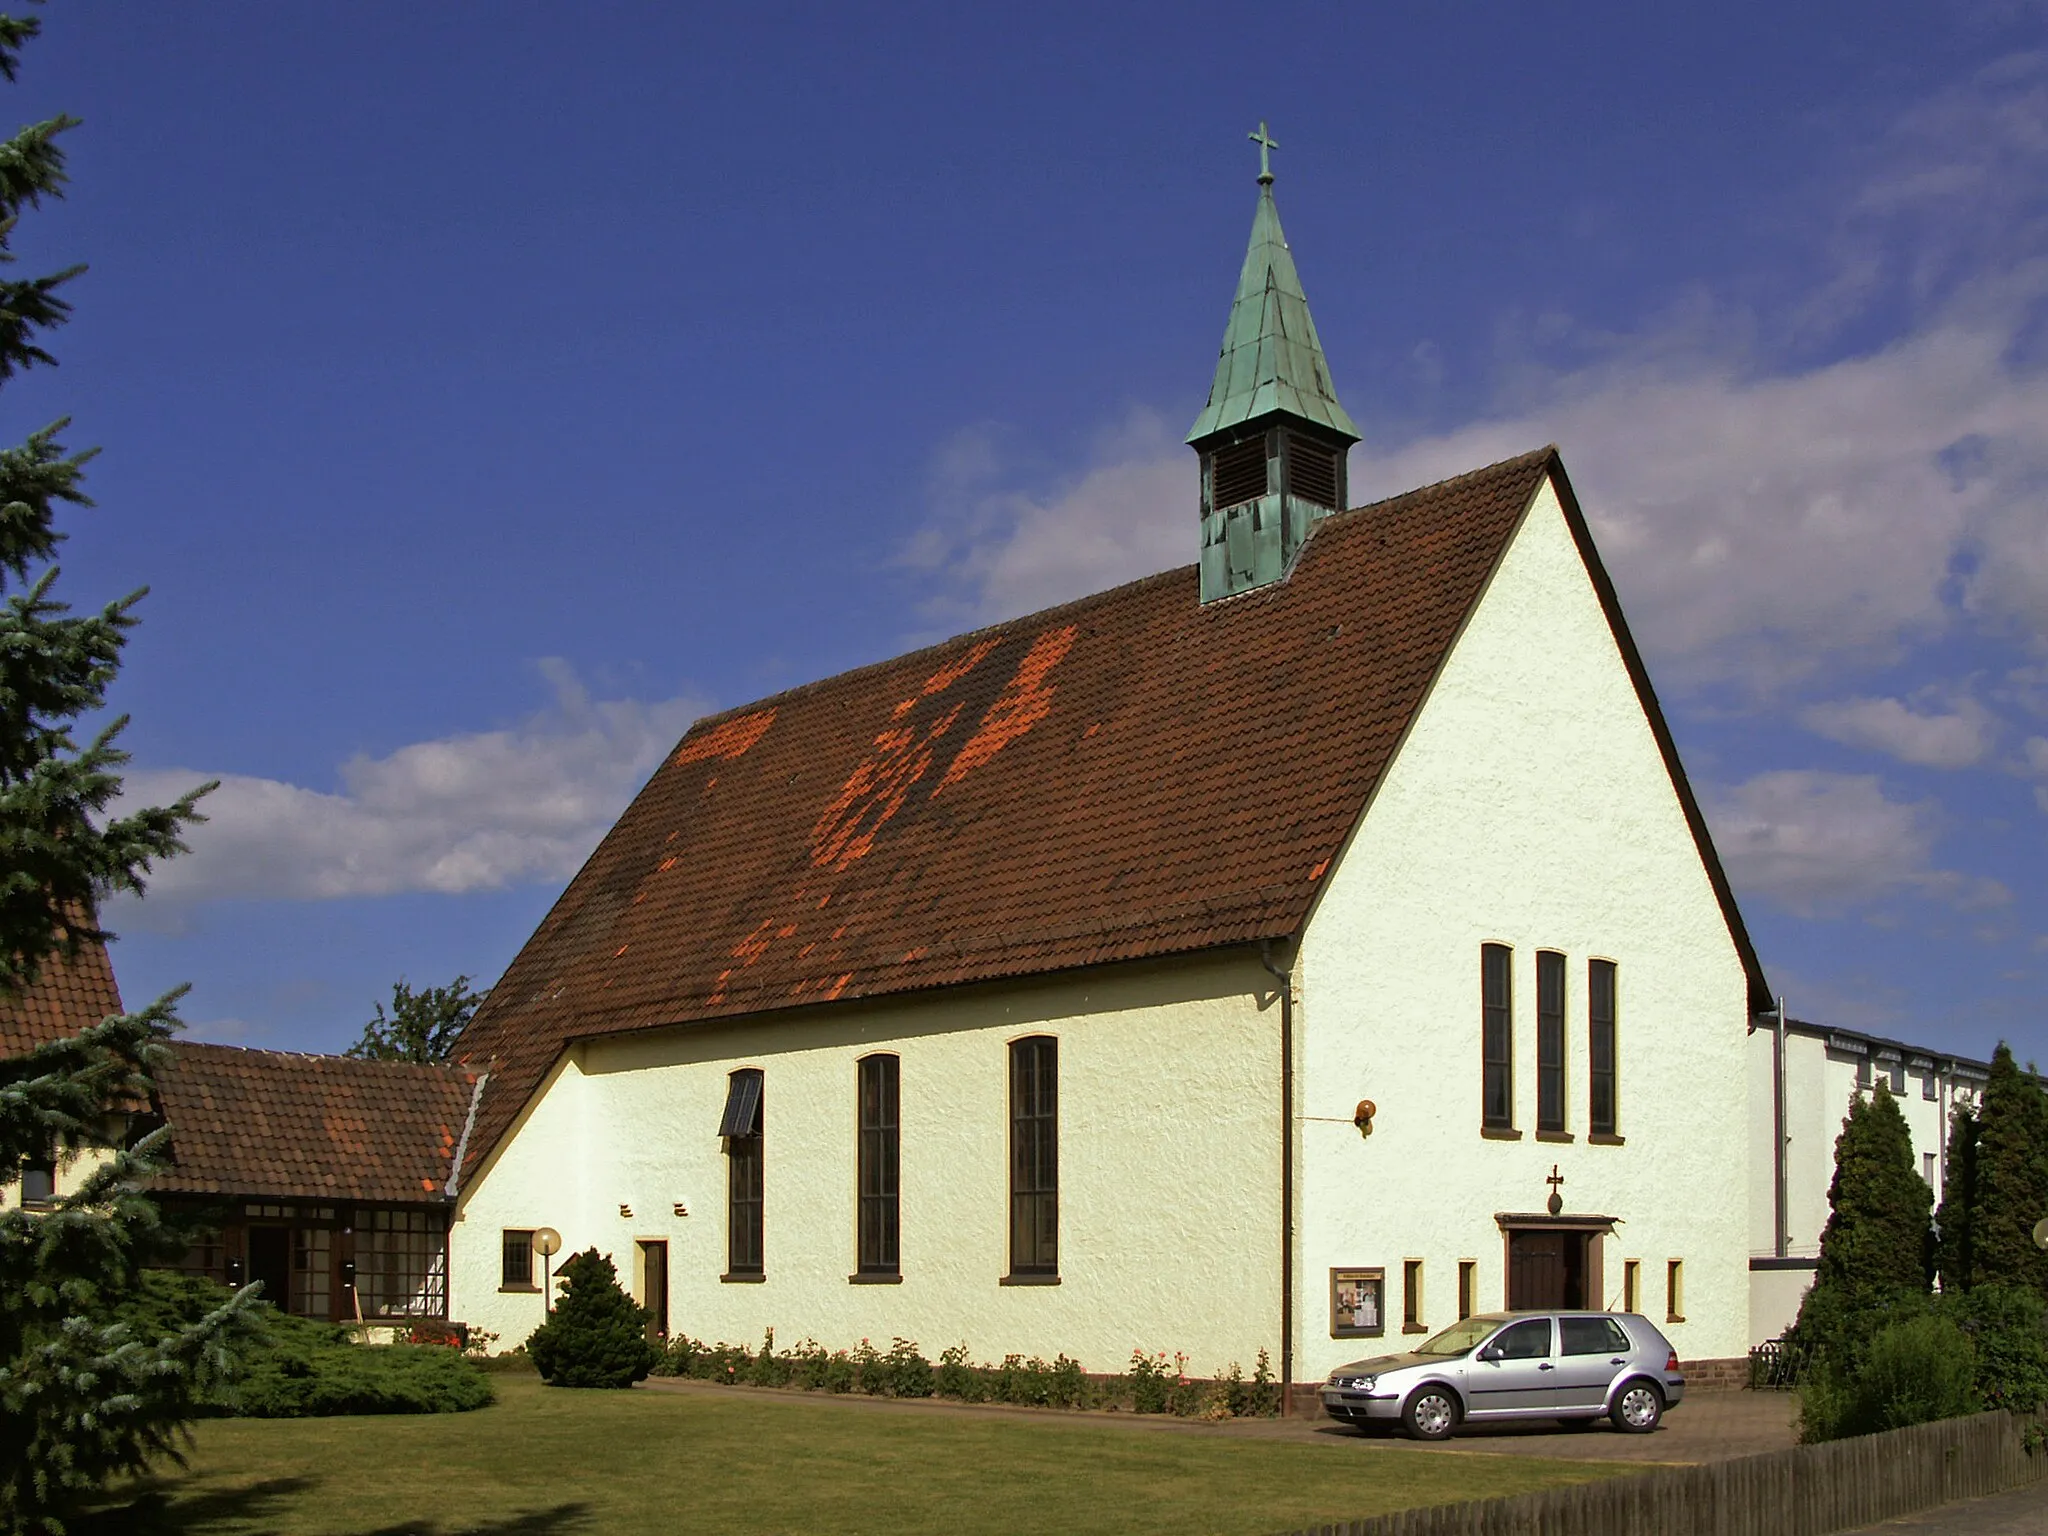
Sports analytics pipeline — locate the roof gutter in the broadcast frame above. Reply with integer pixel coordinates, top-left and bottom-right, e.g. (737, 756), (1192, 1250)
(444, 1072), (488, 1200)
(1260, 940), (1295, 1416)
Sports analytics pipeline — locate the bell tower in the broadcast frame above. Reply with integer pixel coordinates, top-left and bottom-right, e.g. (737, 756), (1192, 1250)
(1188, 123), (1360, 603)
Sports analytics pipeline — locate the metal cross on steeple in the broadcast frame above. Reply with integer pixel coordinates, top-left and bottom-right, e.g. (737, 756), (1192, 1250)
(1248, 120), (1278, 184)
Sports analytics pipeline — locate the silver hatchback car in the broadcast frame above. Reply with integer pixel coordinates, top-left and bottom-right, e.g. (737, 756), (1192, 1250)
(1322, 1311), (1685, 1441)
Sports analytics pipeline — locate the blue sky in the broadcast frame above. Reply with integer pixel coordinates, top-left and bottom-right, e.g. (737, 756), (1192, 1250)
(14, 3), (2048, 1063)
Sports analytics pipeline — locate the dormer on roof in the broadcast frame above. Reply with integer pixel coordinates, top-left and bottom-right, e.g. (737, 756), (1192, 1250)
(1188, 123), (1361, 603)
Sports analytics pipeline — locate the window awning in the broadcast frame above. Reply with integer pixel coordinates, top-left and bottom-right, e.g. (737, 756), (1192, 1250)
(718, 1070), (763, 1138)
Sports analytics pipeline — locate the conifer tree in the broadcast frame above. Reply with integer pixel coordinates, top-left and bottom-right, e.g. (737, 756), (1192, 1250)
(0, 13), (257, 1531)
(1967, 1044), (2048, 1296)
(1935, 1102), (1979, 1294)
(1790, 1083), (1933, 1368)
(525, 1249), (660, 1389)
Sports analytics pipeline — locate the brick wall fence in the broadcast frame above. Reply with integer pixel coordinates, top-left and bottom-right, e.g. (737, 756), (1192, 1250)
(1278, 1408), (2047, 1536)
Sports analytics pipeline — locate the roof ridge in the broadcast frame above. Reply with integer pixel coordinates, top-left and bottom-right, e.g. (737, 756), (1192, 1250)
(679, 447), (1558, 740)
(172, 1039), (472, 1077)
(679, 562), (1199, 736)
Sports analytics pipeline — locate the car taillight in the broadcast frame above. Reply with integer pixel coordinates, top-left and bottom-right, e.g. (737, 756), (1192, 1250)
(1665, 1351), (1681, 1372)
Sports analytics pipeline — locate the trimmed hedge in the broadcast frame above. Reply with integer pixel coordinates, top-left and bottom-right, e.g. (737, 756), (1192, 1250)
(653, 1330), (1281, 1418)
(117, 1271), (494, 1417)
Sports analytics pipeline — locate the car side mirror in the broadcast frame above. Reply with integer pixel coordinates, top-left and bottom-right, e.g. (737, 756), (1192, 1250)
(1477, 1344), (1504, 1362)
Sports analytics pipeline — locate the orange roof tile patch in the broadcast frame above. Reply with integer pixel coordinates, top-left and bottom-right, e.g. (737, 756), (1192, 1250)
(672, 707), (776, 765)
(937, 625), (1076, 791)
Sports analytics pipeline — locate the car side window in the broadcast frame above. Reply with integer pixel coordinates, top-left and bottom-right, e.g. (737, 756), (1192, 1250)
(1560, 1317), (1629, 1356)
(1493, 1318), (1552, 1359)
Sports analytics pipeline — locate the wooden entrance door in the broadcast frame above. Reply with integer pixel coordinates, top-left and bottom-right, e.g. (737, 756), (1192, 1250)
(1507, 1229), (1588, 1309)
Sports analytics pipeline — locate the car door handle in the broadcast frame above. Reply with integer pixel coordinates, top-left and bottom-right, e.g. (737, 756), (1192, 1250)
(1611, 1357), (1627, 1365)
(1537, 1363), (1554, 1371)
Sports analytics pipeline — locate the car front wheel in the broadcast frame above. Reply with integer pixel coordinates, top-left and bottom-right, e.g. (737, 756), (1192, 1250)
(1402, 1385), (1461, 1442)
(1610, 1379), (1664, 1434)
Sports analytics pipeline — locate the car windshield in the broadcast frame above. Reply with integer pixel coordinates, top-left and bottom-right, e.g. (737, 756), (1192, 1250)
(1412, 1317), (1501, 1356)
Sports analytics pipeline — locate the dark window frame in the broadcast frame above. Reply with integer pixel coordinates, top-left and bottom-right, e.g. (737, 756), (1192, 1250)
(1481, 944), (1514, 1130)
(724, 1068), (765, 1279)
(19, 1156), (56, 1206)
(856, 1054), (900, 1277)
(500, 1229), (536, 1291)
(1536, 950), (1566, 1134)
(1007, 1036), (1058, 1278)
(1588, 958), (1618, 1137)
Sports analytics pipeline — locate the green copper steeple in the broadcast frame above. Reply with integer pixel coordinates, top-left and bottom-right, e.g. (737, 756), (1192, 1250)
(1189, 124), (1360, 602)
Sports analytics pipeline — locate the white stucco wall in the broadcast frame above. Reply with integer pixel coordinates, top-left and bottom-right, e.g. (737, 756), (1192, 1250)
(1295, 476), (1754, 1377)
(454, 953), (1284, 1378)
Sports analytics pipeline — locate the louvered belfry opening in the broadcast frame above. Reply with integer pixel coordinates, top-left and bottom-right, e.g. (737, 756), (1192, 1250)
(1208, 434), (1269, 512)
(1285, 430), (1343, 511)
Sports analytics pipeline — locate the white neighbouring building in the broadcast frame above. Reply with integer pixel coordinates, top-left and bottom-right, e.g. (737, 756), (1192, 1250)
(442, 154), (1777, 1395)
(1748, 1016), (1988, 1345)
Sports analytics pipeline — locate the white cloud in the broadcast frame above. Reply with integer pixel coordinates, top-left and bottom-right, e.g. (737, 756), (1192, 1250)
(1800, 693), (1999, 768)
(1703, 769), (2009, 916)
(111, 660), (707, 912)
(901, 409), (1191, 630)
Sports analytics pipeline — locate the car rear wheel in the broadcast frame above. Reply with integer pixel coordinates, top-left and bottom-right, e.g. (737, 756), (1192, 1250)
(1402, 1385), (1460, 1441)
(1610, 1379), (1664, 1434)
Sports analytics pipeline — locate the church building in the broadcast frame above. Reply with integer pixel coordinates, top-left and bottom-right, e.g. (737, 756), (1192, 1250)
(440, 137), (1771, 1390)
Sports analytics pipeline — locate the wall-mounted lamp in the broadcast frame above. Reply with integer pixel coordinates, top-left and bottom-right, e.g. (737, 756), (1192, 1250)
(1353, 1099), (1376, 1139)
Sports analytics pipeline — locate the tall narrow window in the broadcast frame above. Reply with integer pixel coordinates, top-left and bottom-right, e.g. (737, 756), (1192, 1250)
(1588, 959), (1618, 1137)
(1457, 1260), (1477, 1320)
(1623, 1259), (1641, 1313)
(857, 1054), (900, 1277)
(1536, 951), (1566, 1134)
(722, 1068), (764, 1278)
(1481, 944), (1513, 1130)
(1008, 1037), (1058, 1277)
(1402, 1259), (1425, 1333)
(1665, 1259), (1685, 1323)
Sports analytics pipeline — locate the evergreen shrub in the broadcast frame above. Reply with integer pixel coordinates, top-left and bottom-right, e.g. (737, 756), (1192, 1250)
(1945, 1284), (2048, 1415)
(109, 1273), (493, 1418)
(1799, 1313), (1977, 1443)
(524, 1249), (660, 1389)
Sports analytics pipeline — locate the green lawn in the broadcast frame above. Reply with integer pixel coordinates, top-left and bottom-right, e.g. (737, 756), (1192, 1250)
(88, 1375), (1632, 1536)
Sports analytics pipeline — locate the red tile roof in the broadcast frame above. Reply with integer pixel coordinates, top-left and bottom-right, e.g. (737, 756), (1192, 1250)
(456, 448), (1768, 1176)
(151, 1043), (477, 1205)
(0, 938), (124, 1056)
